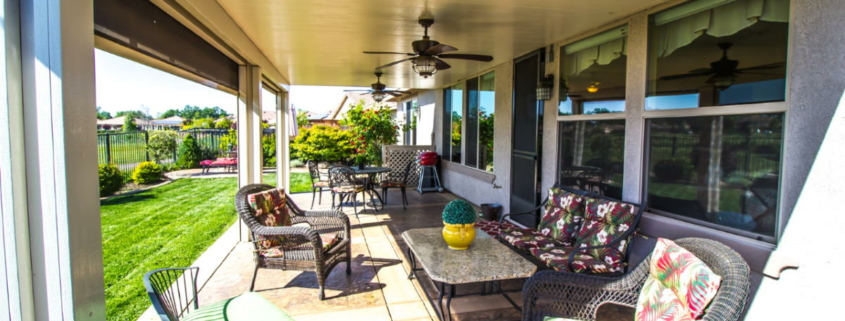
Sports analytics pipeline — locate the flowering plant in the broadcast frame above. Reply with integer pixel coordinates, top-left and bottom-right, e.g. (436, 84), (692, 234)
(341, 101), (403, 166)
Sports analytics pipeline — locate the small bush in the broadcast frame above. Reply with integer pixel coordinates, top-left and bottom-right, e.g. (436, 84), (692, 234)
(442, 199), (477, 224)
(131, 161), (163, 184)
(176, 134), (202, 169)
(146, 130), (178, 163)
(289, 159), (304, 168)
(290, 125), (355, 162)
(262, 134), (276, 167)
(98, 164), (124, 196)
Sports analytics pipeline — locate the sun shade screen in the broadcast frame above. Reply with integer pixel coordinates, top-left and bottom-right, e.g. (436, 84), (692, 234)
(94, 0), (239, 90)
(563, 26), (628, 77)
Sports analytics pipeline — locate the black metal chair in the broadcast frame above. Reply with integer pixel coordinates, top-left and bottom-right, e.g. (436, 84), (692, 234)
(235, 184), (352, 300)
(144, 267), (200, 321)
(307, 160), (330, 208)
(328, 166), (368, 217)
(522, 238), (751, 321)
(380, 160), (416, 210)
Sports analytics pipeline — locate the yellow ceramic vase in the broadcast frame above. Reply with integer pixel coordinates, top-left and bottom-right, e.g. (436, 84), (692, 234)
(442, 222), (476, 250)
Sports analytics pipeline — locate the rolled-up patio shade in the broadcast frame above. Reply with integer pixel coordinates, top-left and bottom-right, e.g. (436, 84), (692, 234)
(94, 0), (239, 90)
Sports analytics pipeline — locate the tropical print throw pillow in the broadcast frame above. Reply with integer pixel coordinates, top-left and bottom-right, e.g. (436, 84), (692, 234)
(635, 238), (722, 321)
(537, 187), (586, 246)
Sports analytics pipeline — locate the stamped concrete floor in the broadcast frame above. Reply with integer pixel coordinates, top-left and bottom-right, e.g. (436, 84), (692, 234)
(145, 188), (633, 321)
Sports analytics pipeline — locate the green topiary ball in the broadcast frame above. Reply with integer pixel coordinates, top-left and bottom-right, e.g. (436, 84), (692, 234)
(442, 199), (477, 225)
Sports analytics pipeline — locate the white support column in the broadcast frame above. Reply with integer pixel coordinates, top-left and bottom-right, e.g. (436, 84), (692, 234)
(275, 91), (290, 190)
(237, 65), (263, 187)
(19, 0), (105, 319)
(621, 14), (649, 203)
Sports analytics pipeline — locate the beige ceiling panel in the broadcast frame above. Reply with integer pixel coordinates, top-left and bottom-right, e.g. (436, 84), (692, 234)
(215, 0), (670, 88)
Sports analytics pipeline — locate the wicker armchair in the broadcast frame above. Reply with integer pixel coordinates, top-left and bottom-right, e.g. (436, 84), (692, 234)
(235, 184), (352, 300)
(522, 238), (750, 321)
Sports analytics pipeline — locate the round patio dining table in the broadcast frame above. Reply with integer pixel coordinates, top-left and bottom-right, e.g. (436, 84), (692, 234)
(353, 166), (391, 211)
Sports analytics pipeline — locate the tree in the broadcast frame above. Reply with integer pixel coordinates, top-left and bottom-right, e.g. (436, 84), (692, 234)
(176, 134), (202, 169)
(96, 107), (112, 120)
(115, 110), (152, 120)
(215, 117), (233, 129)
(296, 111), (309, 128)
(290, 125), (355, 162)
(123, 116), (139, 132)
(146, 131), (178, 163)
(160, 109), (179, 118)
(340, 101), (402, 165)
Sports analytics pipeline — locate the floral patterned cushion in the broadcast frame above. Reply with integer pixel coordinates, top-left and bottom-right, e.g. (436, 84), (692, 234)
(530, 247), (622, 273)
(635, 239), (722, 321)
(476, 220), (519, 237)
(537, 188), (586, 246)
(380, 180), (406, 188)
(332, 185), (364, 193)
(573, 198), (637, 260)
(499, 227), (562, 252)
(312, 180), (330, 187)
(247, 188), (292, 249)
(258, 232), (340, 258)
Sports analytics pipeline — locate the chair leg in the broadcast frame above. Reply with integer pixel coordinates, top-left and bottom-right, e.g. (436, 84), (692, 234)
(401, 187), (407, 210)
(318, 188), (323, 205)
(382, 187), (389, 205)
(352, 193), (358, 219)
(249, 266), (259, 291)
(346, 250), (352, 275)
(311, 187), (317, 209)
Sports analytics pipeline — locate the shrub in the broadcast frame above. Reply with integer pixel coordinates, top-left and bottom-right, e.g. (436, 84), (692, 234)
(290, 125), (355, 162)
(653, 158), (695, 183)
(176, 134), (202, 169)
(98, 164), (124, 196)
(219, 129), (237, 151)
(146, 130), (178, 163)
(442, 199), (477, 225)
(262, 134), (276, 167)
(131, 161), (163, 184)
(341, 101), (402, 165)
(289, 159), (304, 168)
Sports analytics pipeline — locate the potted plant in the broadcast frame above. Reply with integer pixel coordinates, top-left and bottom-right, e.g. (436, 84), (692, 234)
(441, 199), (477, 250)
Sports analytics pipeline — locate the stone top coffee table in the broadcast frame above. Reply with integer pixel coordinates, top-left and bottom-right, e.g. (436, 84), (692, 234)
(402, 227), (537, 321)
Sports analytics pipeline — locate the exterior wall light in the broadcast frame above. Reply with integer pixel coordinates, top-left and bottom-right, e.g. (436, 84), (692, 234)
(587, 82), (601, 93)
(412, 57), (438, 78)
(536, 74), (554, 101)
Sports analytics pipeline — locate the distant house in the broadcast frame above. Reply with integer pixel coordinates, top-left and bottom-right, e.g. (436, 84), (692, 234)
(326, 92), (401, 127)
(143, 116), (184, 130)
(96, 116), (126, 130)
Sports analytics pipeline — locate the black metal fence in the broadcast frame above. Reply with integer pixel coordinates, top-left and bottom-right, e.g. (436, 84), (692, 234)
(98, 128), (276, 175)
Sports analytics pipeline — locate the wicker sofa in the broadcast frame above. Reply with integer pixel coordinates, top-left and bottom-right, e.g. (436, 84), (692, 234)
(496, 186), (644, 274)
(521, 238), (751, 321)
(235, 184), (352, 300)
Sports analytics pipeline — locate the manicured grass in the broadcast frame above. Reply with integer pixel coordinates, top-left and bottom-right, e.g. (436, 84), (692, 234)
(101, 178), (238, 321)
(261, 172), (311, 193)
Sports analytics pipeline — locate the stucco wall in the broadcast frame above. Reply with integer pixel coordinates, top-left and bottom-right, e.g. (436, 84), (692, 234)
(429, 62), (514, 211)
(743, 0), (845, 318)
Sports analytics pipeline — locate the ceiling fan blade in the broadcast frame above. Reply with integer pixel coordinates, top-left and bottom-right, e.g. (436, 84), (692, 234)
(736, 71), (781, 76)
(364, 51), (416, 56)
(737, 62), (785, 71)
(376, 58), (411, 69)
(434, 58), (451, 70)
(425, 44), (458, 55)
(387, 92), (404, 97)
(437, 53), (494, 62)
(659, 71), (714, 81)
(688, 68), (713, 73)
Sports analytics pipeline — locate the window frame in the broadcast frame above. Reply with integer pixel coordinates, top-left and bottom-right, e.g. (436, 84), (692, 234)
(441, 69), (497, 173)
(639, 0), (791, 243)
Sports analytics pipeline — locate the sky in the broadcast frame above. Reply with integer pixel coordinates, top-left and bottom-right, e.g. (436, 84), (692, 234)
(94, 49), (366, 118)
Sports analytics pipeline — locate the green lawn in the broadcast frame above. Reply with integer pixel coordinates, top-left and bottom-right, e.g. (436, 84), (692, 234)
(261, 172), (311, 193)
(101, 178), (238, 321)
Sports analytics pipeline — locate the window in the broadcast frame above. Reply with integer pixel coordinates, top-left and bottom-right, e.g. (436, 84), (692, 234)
(646, 114), (783, 238)
(646, 0), (789, 110)
(479, 72), (495, 171)
(559, 26), (628, 115)
(644, 0), (789, 241)
(466, 78), (479, 168)
(442, 84), (463, 163)
(404, 100), (418, 145)
(557, 120), (626, 199)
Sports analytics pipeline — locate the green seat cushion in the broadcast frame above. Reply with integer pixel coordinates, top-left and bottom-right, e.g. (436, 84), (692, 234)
(182, 292), (294, 321)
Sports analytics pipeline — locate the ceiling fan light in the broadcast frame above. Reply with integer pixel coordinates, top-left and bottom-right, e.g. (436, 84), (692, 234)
(412, 57), (438, 78)
(372, 91), (386, 103)
(708, 75), (735, 90)
(587, 82), (600, 93)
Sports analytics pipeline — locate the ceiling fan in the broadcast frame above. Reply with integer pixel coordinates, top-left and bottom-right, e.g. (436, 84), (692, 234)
(344, 71), (410, 103)
(364, 15), (494, 78)
(659, 42), (783, 90)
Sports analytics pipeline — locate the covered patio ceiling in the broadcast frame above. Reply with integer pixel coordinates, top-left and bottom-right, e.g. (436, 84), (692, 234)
(215, 0), (671, 89)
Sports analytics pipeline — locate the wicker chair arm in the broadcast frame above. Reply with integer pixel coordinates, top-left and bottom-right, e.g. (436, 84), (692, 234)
(295, 209), (351, 237)
(522, 267), (646, 321)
